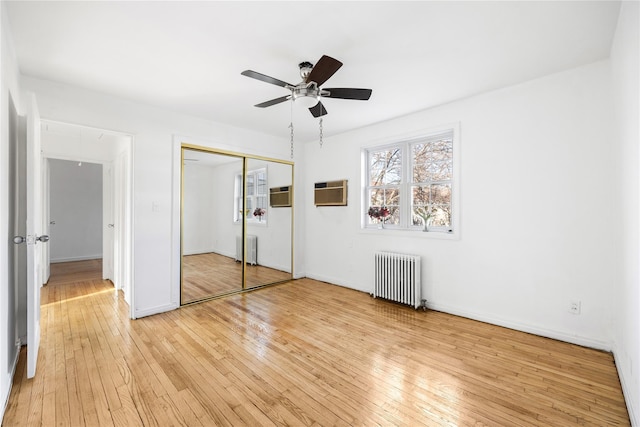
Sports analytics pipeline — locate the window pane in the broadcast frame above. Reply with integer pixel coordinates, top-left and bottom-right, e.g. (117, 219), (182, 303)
(256, 172), (267, 195)
(246, 174), (255, 196)
(245, 198), (253, 218)
(383, 167), (402, 185)
(369, 148), (401, 186)
(412, 144), (430, 183)
(257, 196), (267, 210)
(412, 186), (429, 205)
(385, 206), (400, 225)
(431, 205), (451, 227)
(369, 168), (384, 187)
(384, 187), (400, 206)
(428, 161), (452, 181)
(369, 188), (400, 208)
(430, 138), (453, 162)
(368, 188), (400, 225)
(369, 188), (385, 207)
(430, 184), (451, 205)
(412, 136), (453, 182)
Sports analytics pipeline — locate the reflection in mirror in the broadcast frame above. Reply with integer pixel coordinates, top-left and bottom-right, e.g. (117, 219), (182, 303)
(181, 149), (243, 304)
(245, 158), (293, 289)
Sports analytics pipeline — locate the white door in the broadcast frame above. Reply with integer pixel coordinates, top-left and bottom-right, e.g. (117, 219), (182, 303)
(103, 163), (114, 282)
(26, 93), (45, 378)
(41, 158), (51, 284)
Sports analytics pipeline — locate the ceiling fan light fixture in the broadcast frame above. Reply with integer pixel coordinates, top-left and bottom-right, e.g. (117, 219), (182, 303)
(293, 94), (319, 108)
(292, 86), (319, 108)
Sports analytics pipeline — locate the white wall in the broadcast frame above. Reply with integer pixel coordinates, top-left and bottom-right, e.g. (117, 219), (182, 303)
(611, 2), (639, 424)
(253, 160), (293, 272)
(303, 60), (618, 351)
(22, 76), (297, 318)
(182, 162), (218, 255)
(210, 159), (243, 259)
(48, 159), (103, 262)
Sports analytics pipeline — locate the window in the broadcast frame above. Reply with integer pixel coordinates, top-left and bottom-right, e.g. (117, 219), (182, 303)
(364, 129), (455, 232)
(234, 168), (268, 223)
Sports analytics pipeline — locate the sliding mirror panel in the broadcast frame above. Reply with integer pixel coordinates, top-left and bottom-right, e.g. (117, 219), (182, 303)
(245, 158), (293, 289)
(181, 148), (243, 304)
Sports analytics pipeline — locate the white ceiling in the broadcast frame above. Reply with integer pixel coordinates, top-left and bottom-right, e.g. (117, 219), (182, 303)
(5, 1), (621, 143)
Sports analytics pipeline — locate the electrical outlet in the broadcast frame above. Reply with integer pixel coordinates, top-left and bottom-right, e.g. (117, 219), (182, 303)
(569, 301), (581, 315)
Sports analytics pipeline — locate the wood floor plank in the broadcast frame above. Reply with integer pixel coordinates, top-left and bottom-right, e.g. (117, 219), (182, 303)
(3, 261), (631, 427)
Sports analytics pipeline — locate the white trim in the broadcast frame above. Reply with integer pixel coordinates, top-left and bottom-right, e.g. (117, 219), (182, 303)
(133, 303), (179, 320)
(171, 136), (182, 307)
(427, 300), (612, 352)
(304, 272), (366, 293)
(1, 341), (21, 424)
(613, 348), (639, 426)
(358, 227), (459, 240)
(51, 255), (102, 263)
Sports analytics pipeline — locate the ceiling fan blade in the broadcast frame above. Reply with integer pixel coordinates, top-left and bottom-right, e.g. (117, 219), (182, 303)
(309, 101), (328, 118)
(324, 88), (372, 100)
(255, 95), (291, 108)
(306, 55), (343, 86)
(241, 70), (293, 88)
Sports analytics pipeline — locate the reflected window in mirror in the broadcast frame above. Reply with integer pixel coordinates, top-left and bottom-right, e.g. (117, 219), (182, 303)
(235, 168), (268, 224)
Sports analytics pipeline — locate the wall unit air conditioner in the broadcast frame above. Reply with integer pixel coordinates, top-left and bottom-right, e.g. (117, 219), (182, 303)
(270, 186), (292, 207)
(314, 180), (347, 206)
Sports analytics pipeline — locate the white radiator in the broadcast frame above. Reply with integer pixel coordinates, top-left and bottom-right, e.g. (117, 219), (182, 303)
(374, 252), (422, 309)
(235, 235), (257, 265)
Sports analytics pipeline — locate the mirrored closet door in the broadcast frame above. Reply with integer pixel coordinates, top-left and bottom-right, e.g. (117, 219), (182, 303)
(180, 146), (293, 305)
(244, 158), (293, 289)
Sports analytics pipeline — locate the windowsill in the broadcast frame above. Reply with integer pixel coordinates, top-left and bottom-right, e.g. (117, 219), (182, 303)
(359, 227), (459, 240)
(234, 220), (268, 227)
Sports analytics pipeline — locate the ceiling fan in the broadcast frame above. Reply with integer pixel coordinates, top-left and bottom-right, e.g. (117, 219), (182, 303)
(241, 55), (372, 118)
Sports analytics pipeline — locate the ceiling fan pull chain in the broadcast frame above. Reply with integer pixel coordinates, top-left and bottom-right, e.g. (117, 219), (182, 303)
(289, 97), (295, 159)
(289, 122), (294, 159)
(319, 118), (323, 148)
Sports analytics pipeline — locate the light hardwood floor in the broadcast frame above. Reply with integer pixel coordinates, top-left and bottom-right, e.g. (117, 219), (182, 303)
(182, 252), (292, 304)
(3, 260), (630, 426)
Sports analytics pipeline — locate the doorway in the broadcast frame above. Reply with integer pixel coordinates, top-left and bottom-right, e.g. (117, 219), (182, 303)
(40, 121), (134, 313)
(47, 159), (103, 267)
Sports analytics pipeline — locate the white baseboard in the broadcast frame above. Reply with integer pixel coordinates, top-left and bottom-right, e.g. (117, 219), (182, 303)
(426, 301), (612, 351)
(51, 254), (102, 263)
(308, 277), (613, 351)
(1, 341), (21, 423)
(304, 273), (370, 294)
(133, 303), (178, 319)
(613, 349), (639, 426)
(182, 247), (216, 256)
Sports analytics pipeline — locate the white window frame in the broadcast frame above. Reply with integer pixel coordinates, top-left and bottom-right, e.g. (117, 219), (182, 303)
(362, 124), (459, 235)
(234, 167), (268, 224)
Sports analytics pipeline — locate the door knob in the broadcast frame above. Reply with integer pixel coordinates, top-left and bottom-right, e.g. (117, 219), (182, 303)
(37, 235), (49, 243)
(108, 224), (114, 228)
(13, 236), (25, 244)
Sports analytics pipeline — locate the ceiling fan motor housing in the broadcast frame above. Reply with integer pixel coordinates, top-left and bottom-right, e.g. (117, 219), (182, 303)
(298, 61), (314, 79)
